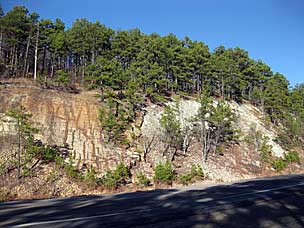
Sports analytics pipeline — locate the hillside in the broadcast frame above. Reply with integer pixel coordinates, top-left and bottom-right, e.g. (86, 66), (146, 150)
(0, 80), (303, 201)
(0, 6), (304, 201)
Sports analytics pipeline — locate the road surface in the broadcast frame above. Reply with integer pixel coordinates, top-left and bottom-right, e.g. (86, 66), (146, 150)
(1, 174), (304, 227)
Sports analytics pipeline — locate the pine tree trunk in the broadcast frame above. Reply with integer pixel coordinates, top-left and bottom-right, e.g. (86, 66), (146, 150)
(221, 75), (224, 99)
(0, 30), (3, 61)
(23, 30), (32, 77)
(34, 23), (39, 81)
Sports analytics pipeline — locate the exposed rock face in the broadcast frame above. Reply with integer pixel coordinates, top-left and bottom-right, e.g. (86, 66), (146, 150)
(0, 83), (134, 172)
(141, 99), (287, 181)
(230, 102), (285, 157)
(0, 82), (290, 183)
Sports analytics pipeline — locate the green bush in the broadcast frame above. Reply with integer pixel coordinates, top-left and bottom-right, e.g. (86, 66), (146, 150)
(179, 164), (205, 186)
(55, 155), (64, 168)
(64, 164), (80, 179)
(259, 137), (273, 162)
(113, 163), (130, 184)
(102, 170), (118, 189)
(42, 146), (58, 161)
(284, 151), (300, 164)
(85, 166), (97, 184)
(64, 156), (83, 180)
(271, 158), (287, 172)
(179, 174), (192, 186)
(190, 164), (204, 180)
(99, 99), (128, 143)
(271, 151), (301, 172)
(56, 70), (69, 86)
(101, 163), (130, 189)
(154, 160), (174, 184)
(137, 172), (151, 187)
(22, 167), (31, 177)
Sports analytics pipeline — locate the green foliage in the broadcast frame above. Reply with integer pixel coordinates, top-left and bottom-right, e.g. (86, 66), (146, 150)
(41, 146), (58, 161)
(100, 163), (130, 189)
(259, 136), (273, 163)
(160, 101), (182, 156)
(2, 5), (304, 158)
(179, 164), (205, 186)
(113, 163), (130, 184)
(284, 151), (300, 164)
(56, 70), (69, 86)
(264, 73), (289, 125)
(136, 172), (151, 187)
(190, 164), (204, 180)
(64, 156), (83, 180)
(209, 100), (236, 143)
(193, 95), (236, 161)
(244, 124), (263, 146)
(99, 98), (128, 143)
(271, 158), (287, 172)
(101, 170), (118, 189)
(179, 173), (192, 186)
(6, 107), (38, 179)
(154, 160), (174, 184)
(271, 151), (300, 172)
(6, 107), (38, 138)
(55, 155), (64, 168)
(84, 166), (97, 184)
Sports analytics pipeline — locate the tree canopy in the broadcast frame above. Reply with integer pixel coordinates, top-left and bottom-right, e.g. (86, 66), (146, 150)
(0, 6), (303, 136)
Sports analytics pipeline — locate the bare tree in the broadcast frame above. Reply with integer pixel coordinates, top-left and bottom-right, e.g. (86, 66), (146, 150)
(141, 132), (156, 162)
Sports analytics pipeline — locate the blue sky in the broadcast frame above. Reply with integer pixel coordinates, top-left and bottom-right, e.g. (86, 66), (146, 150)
(2, 0), (304, 86)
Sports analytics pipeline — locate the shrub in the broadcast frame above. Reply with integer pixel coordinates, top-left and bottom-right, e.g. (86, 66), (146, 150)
(85, 166), (97, 184)
(64, 164), (80, 179)
(113, 163), (130, 184)
(42, 146), (58, 162)
(259, 137), (273, 162)
(284, 151), (300, 164)
(179, 174), (192, 186)
(0, 162), (5, 176)
(101, 163), (130, 189)
(137, 172), (151, 187)
(99, 99), (128, 143)
(55, 155), (65, 168)
(270, 151), (301, 172)
(64, 156), (83, 180)
(56, 70), (69, 86)
(190, 164), (204, 180)
(179, 164), (205, 186)
(22, 167), (31, 177)
(271, 158), (287, 172)
(102, 170), (118, 189)
(154, 160), (174, 184)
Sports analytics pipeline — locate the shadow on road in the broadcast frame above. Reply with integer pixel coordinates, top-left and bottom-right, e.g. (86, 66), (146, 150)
(1, 174), (304, 227)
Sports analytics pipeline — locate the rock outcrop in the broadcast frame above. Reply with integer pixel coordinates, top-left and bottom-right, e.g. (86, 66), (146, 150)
(0, 83), (135, 172)
(0, 81), (299, 183)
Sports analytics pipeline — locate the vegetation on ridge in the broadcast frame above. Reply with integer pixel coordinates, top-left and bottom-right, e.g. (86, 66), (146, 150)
(0, 5), (303, 200)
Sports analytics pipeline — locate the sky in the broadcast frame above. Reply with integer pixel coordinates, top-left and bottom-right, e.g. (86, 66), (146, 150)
(2, 0), (304, 86)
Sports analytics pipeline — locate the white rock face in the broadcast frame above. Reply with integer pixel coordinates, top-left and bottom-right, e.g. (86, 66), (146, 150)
(230, 102), (285, 157)
(0, 114), (17, 135)
(142, 99), (286, 159)
(142, 99), (200, 134)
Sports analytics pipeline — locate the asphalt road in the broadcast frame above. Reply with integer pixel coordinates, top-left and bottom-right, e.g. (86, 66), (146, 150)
(1, 174), (304, 228)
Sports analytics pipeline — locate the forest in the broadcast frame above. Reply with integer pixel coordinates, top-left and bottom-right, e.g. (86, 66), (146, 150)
(0, 5), (303, 143)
